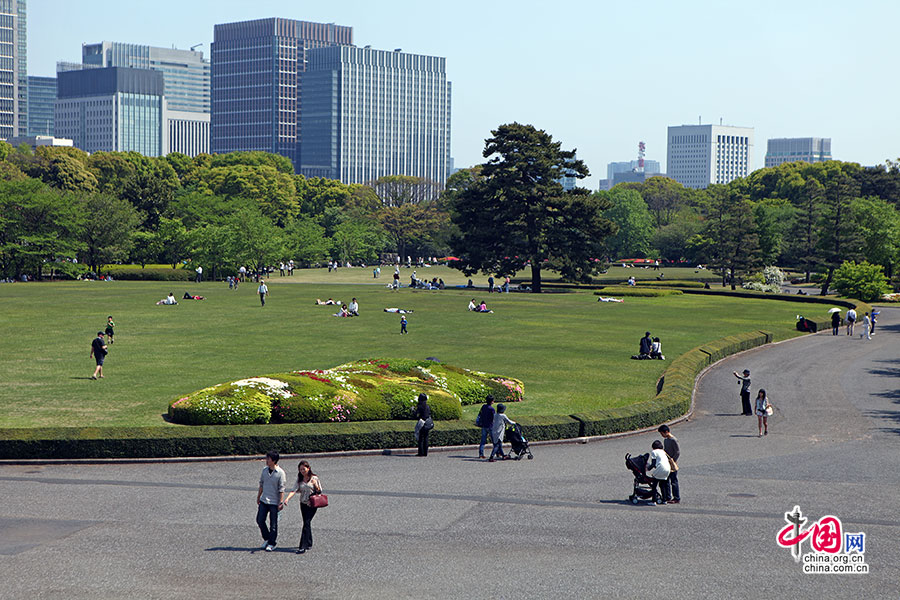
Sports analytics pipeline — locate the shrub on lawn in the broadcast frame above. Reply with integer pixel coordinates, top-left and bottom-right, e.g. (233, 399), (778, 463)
(169, 359), (519, 425)
(108, 266), (193, 281)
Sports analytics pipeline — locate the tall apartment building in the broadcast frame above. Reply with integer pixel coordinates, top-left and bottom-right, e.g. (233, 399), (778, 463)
(81, 41), (210, 156)
(667, 124), (754, 189)
(55, 67), (164, 156)
(211, 18), (353, 168)
(299, 45), (451, 187)
(765, 137), (831, 168)
(26, 75), (54, 136)
(0, 0), (25, 138)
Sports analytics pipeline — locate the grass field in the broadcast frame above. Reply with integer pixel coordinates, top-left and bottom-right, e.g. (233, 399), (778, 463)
(0, 279), (817, 428)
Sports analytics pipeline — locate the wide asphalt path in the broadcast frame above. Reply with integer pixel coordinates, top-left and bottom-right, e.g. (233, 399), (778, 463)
(1, 308), (897, 599)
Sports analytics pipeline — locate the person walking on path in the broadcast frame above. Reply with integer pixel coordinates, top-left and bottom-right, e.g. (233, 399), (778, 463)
(400, 314), (408, 334)
(195, 265), (202, 283)
(860, 312), (872, 340)
(258, 280), (268, 306)
(414, 393), (434, 456)
(256, 451), (285, 552)
(90, 331), (108, 380)
(477, 395), (496, 459)
(831, 311), (841, 336)
(645, 440), (671, 505)
(870, 309), (879, 335)
(105, 316), (115, 344)
(658, 425), (680, 504)
(846, 308), (857, 336)
(488, 404), (515, 462)
(755, 389), (771, 437)
(283, 460), (322, 554)
(733, 369), (752, 415)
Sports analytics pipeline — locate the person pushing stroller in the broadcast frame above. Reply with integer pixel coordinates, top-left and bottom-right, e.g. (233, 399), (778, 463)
(488, 404), (515, 462)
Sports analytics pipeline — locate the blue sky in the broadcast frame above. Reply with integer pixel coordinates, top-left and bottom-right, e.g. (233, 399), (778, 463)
(29, 0), (900, 187)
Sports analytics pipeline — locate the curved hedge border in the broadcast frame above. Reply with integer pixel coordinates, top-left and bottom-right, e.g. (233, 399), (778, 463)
(0, 297), (871, 459)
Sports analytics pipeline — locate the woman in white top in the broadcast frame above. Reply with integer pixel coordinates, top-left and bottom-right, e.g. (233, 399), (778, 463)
(284, 460), (322, 554)
(646, 440), (671, 504)
(755, 389), (770, 437)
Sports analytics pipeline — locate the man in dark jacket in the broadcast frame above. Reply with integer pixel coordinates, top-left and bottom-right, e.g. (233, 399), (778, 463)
(477, 395), (496, 459)
(639, 332), (653, 358)
(658, 425), (680, 504)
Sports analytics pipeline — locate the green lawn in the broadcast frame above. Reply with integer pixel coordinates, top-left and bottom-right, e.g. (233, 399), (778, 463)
(0, 279), (815, 428)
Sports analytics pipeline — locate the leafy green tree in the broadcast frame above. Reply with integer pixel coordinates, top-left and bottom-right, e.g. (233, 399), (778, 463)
(600, 188), (651, 259)
(832, 261), (890, 302)
(817, 173), (863, 295)
(284, 217), (330, 267)
(331, 220), (385, 264)
(619, 176), (689, 227)
(753, 198), (795, 265)
(87, 152), (137, 194)
(704, 185), (761, 288)
(544, 193), (614, 282)
(787, 178), (824, 283)
(197, 165), (298, 226)
(651, 219), (702, 262)
(228, 209), (285, 272)
(155, 217), (191, 269)
(851, 196), (900, 280)
(129, 230), (161, 268)
(447, 123), (613, 292)
(296, 175), (354, 218)
(190, 224), (236, 280)
(378, 202), (447, 262)
(79, 194), (141, 272)
(0, 180), (85, 278)
(209, 151), (294, 174)
(370, 175), (441, 206)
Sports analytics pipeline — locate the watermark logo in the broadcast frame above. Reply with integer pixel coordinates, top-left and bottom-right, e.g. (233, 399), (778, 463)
(776, 506), (869, 574)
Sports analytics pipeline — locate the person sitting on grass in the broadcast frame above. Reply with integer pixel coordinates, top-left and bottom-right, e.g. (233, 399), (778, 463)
(348, 298), (359, 316)
(631, 331), (652, 359)
(333, 304), (350, 317)
(476, 301), (493, 313)
(468, 299), (477, 311)
(157, 292), (178, 305)
(650, 337), (665, 360)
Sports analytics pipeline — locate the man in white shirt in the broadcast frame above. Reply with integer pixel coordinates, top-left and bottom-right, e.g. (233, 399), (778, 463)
(195, 265), (202, 283)
(348, 298), (359, 316)
(846, 308), (857, 336)
(256, 451), (285, 551)
(258, 280), (268, 306)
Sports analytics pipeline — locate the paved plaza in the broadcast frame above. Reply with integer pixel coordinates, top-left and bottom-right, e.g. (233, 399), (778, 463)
(0, 308), (897, 599)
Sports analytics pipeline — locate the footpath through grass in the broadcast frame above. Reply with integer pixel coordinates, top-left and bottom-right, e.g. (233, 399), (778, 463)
(0, 280), (809, 428)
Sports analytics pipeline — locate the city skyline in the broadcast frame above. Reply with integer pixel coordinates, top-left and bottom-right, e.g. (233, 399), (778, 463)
(27, 0), (900, 187)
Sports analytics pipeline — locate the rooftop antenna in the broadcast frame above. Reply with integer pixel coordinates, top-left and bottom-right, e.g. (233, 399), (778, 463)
(191, 43), (203, 52)
(637, 141), (646, 172)
(698, 115), (701, 125)
(720, 117), (723, 125)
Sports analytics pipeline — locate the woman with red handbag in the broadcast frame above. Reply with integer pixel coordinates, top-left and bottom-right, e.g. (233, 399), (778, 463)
(284, 460), (324, 554)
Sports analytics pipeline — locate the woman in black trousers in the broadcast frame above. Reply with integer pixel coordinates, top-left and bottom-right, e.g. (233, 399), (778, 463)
(284, 460), (322, 554)
(415, 393), (433, 456)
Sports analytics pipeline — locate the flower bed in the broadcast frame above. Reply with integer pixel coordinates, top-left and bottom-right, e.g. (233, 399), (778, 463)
(168, 359), (524, 426)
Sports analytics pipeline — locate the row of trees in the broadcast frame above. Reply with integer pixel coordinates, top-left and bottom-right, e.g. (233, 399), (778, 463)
(0, 143), (449, 280)
(2, 127), (898, 295)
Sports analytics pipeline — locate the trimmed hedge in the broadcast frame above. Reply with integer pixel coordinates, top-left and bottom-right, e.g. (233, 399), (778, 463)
(593, 287), (683, 297)
(106, 266), (193, 281)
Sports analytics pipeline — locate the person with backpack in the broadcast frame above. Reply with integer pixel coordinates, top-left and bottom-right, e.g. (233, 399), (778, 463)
(414, 393), (433, 456)
(476, 395), (496, 459)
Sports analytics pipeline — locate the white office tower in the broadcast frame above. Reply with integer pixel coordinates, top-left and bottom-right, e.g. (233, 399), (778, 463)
(667, 124), (754, 188)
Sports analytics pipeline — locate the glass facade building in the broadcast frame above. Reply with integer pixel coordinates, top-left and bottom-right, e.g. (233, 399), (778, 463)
(82, 41), (210, 113)
(299, 46), (451, 187)
(0, 0), (25, 138)
(55, 67), (164, 156)
(26, 75), (55, 135)
(765, 137), (831, 168)
(211, 17), (353, 168)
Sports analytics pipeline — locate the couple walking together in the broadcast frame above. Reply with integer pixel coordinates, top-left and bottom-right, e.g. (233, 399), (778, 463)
(256, 451), (324, 554)
(477, 395), (515, 461)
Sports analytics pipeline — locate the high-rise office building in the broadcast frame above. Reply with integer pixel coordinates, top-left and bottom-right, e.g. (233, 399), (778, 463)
(211, 18), (353, 168)
(0, 0), (25, 138)
(26, 75), (55, 136)
(765, 137), (831, 168)
(607, 160), (660, 181)
(81, 41), (210, 156)
(299, 45), (451, 187)
(55, 67), (164, 156)
(667, 124), (754, 189)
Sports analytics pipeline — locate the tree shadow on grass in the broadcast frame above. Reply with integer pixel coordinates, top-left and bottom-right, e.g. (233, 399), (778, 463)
(865, 409), (900, 436)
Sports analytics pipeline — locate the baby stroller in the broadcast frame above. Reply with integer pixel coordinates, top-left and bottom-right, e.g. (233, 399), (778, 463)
(625, 453), (660, 505)
(506, 423), (533, 460)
